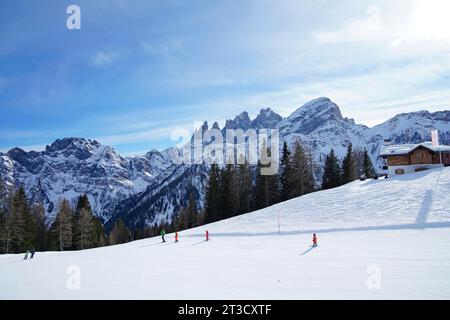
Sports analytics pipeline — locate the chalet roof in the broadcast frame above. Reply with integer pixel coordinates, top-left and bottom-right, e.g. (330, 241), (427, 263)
(380, 142), (450, 157)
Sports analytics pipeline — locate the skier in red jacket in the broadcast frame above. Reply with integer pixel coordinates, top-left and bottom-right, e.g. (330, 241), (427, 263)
(175, 232), (179, 243)
(206, 230), (209, 241)
(312, 233), (318, 247)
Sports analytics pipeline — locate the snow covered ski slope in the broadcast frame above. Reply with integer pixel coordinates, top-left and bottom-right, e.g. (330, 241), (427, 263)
(1, 168), (450, 299)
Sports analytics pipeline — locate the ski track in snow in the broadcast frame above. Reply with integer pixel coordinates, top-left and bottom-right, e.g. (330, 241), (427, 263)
(1, 168), (450, 299)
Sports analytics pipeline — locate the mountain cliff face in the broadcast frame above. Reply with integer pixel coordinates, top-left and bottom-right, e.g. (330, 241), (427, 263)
(1, 98), (449, 228)
(0, 138), (173, 222)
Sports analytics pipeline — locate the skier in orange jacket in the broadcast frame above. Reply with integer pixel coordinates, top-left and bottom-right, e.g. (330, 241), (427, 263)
(206, 230), (209, 241)
(175, 232), (179, 243)
(312, 233), (318, 247)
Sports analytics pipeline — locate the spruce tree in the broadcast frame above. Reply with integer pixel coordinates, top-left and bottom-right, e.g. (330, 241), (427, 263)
(2, 193), (14, 253)
(51, 199), (73, 251)
(0, 177), (6, 213)
(108, 219), (130, 245)
(0, 179), (6, 253)
(177, 208), (188, 230)
(362, 149), (375, 179)
(254, 142), (280, 209)
(32, 203), (48, 251)
(79, 207), (94, 249)
(0, 206), (5, 254)
(72, 195), (93, 250)
(219, 164), (233, 219)
(238, 159), (253, 214)
(90, 216), (106, 248)
(280, 141), (295, 201)
(10, 187), (30, 252)
(229, 163), (241, 216)
(290, 141), (315, 198)
(187, 191), (198, 228)
(321, 149), (342, 190)
(342, 143), (358, 184)
(204, 163), (221, 223)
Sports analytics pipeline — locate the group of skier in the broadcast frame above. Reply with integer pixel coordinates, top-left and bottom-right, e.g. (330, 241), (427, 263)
(20, 231), (316, 259)
(23, 249), (36, 260)
(159, 228), (317, 247)
(160, 228), (210, 243)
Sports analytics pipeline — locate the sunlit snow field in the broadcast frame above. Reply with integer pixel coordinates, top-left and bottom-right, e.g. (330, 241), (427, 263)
(1, 168), (449, 299)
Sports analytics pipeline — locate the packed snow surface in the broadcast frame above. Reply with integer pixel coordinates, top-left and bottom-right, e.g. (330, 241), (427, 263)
(1, 168), (450, 299)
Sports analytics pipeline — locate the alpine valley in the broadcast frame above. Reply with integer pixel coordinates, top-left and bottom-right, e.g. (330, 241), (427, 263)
(1, 97), (449, 229)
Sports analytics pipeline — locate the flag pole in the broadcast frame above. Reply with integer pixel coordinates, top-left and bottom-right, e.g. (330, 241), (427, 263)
(432, 130), (443, 167)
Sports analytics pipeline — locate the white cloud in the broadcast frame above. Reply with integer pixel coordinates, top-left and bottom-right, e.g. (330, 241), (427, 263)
(313, 1), (450, 54)
(313, 5), (384, 44)
(91, 51), (121, 68)
(141, 38), (184, 57)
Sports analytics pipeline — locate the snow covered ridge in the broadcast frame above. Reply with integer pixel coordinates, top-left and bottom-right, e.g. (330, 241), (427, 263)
(111, 98), (450, 229)
(1, 168), (449, 299)
(190, 167), (450, 235)
(0, 97), (449, 225)
(0, 138), (175, 222)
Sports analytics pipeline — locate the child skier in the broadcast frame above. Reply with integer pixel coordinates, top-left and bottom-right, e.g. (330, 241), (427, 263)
(23, 250), (30, 260)
(160, 228), (166, 243)
(312, 233), (318, 247)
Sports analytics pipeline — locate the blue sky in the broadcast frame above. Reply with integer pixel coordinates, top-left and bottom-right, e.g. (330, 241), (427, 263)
(1, 0), (450, 155)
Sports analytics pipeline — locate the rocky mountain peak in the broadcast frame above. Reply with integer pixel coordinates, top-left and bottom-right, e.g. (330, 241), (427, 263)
(251, 107), (283, 129)
(291, 97), (343, 121)
(224, 111), (252, 130)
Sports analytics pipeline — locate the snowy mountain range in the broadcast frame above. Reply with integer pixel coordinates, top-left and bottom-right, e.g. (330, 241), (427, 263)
(0, 138), (176, 222)
(1, 97), (449, 227)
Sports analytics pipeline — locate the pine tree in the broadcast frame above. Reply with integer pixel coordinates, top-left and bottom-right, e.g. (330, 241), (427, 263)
(187, 191), (198, 228)
(290, 141), (315, 198)
(2, 192), (14, 253)
(79, 207), (94, 249)
(0, 177), (6, 212)
(321, 149), (342, 190)
(91, 216), (106, 247)
(72, 195), (93, 250)
(254, 141), (280, 209)
(229, 163), (241, 216)
(280, 141), (295, 201)
(9, 187), (30, 253)
(219, 164), (233, 219)
(32, 203), (48, 251)
(238, 159), (253, 214)
(342, 143), (358, 184)
(205, 163), (221, 223)
(0, 179), (6, 253)
(362, 149), (375, 179)
(51, 199), (73, 251)
(108, 219), (130, 245)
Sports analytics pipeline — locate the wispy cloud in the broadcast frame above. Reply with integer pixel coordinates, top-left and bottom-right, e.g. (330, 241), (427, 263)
(313, 5), (384, 44)
(141, 38), (184, 57)
(91, 51), (122, 68)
